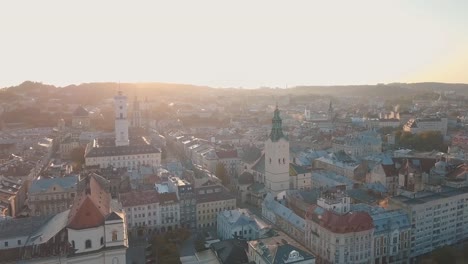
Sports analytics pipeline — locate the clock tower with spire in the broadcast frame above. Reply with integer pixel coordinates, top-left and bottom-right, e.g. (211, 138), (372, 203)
(264, 105), (290, 194)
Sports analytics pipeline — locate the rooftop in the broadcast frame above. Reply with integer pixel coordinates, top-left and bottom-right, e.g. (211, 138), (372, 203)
(67, 174), (111, 230)
(248, 231), (315, 264)
(73, 106), (89, 117)
(120, 190), (160, 207)
(391, 186), (468, 205)
(306, 205), (373, 234)
(29, 175), (78, 194)
(196, 185), (235, 203)
(220, 208), (270, 231)
(85, 137), (160, 158)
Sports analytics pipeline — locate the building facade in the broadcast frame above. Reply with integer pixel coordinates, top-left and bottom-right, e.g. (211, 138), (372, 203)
(84, 91), (161, 170)
(28, 175), (78, 216)
(168, 176), (196, 229)
(196, 184), (236, 229)
(403, 116), (448, 136)
(305, 192), (374, 264)
(389, 186), (468, 261)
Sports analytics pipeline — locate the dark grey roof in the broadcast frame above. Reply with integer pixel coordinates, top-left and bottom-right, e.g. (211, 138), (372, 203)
(85, 138), (161, 158)
(251, 153), (265, 174)
(238, 171), (254, 185)
(105, 211), (123, 221)
(73, 106), (89, 117)
(195, 185), (235, 203)
(210, 239), (249, 264)
(241, 146), (262, 163)
(0, 215), (53, 238)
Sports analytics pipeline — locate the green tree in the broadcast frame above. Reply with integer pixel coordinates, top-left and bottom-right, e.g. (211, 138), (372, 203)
(395, 130), (446, 152)
(70, 147), (85, 170)
(215, 162), (229, 185)
(151, 234), (181, 264)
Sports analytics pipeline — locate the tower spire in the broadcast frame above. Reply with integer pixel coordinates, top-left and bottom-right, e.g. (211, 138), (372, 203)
(270, 107), (286, 142)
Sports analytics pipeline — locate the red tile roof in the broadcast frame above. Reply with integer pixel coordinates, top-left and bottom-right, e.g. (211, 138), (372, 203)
(159, 192), (179, 205)
(67, 175), (111, 230)
(306, 205), (373, 234)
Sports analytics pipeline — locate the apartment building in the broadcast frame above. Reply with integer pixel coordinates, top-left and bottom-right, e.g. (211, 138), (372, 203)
(168, 176), (196, 229)
(389, 186), (468, 260)
(28, 175), (78, 216)
(305, 192), (374, 264)
(196, 184), (236, 228)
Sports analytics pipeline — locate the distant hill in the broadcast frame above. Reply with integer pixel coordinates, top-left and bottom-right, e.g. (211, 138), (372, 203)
(1, 81), (468, 105)
(291, 82), (468, 96)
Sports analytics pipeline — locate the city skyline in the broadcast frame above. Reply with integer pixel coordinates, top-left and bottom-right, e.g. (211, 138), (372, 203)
(1, 0), (468, 88)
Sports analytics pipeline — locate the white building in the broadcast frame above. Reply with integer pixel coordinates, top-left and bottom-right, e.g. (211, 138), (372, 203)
(114, 91), (130, 147)
(120, 190), (179, 237)
(84, 91), (161, 169)
(0, 174), (128, 264)
(403, 115), (448, 136)
(66, 174), (128, 264)
(332, 130), (382, 159)
(264, 106), (290, 194)
(390, 186), (468, 260)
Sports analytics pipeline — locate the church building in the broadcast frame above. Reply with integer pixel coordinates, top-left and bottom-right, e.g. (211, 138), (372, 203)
(264, 106), (290, 194)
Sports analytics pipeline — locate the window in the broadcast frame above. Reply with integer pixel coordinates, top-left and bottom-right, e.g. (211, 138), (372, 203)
(101, 237), (104, 245)
(17, 240), (21, 245)
(4, 241), (8, 247)
(85, 239), (92, 249)
(112, 231), (118, 241)
(72, 240), (75, 249)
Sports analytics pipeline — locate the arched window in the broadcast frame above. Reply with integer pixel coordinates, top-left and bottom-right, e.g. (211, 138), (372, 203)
(100, 237), (104, 245)
(269, 158), (271, 164)
(85, 239), (92, 249)
(71, 240), (75, 249)
(283, 158), (285, 164)
(112, 231), (118, 241)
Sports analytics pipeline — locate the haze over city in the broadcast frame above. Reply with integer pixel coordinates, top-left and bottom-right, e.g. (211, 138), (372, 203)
(1, 0), (468, 88)
(2, 2), (468, 264)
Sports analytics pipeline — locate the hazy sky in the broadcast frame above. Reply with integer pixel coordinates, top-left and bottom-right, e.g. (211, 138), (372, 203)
(1, 0), (467, 88)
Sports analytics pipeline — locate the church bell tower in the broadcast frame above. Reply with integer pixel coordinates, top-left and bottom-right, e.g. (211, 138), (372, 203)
(264, 105), (290, 194)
